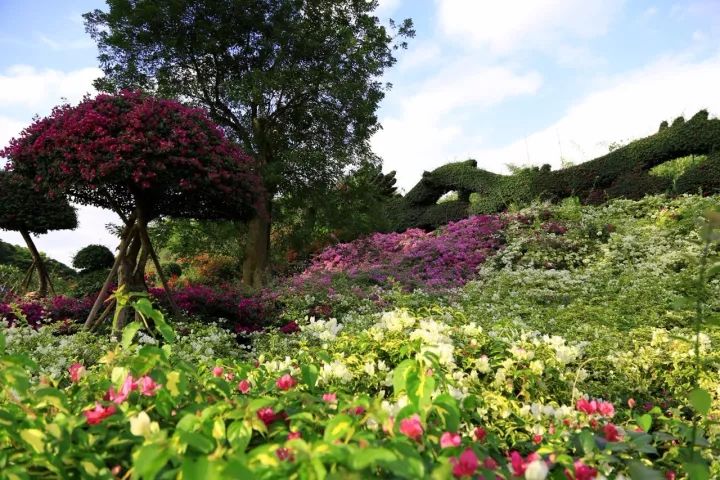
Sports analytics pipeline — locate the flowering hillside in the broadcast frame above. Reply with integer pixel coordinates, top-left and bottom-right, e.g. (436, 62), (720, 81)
(2, 194), (720, 479)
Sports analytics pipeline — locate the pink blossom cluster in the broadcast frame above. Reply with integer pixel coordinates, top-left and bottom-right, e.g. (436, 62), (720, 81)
(294, 215), (506, 290)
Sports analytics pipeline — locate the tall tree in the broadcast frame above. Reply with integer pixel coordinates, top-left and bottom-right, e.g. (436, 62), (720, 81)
(3, 91), (261, 332)
(0, 172), (78, 297)
(84, 0), (414, 287)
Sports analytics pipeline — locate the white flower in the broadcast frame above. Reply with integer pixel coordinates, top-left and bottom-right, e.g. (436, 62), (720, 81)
(525, 459), (549, 480)
(130, 412), (159, 438)
(475, 355), (491, 373)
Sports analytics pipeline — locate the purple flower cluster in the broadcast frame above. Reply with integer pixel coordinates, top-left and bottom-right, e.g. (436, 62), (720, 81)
(294, 215), (506, 290)
(149, 284), (279, 333)
(1, 295), (96, 329)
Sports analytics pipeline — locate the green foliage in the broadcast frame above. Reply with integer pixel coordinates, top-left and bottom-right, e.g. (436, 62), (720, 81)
(72, 244), (115, 272)
(0, 171), (77, 235)
(0, 240), (76, 280)
(390, 111), (720, 230)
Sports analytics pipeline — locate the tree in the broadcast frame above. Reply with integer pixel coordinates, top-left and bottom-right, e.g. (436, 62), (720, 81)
(73, 245), (115, 272)
(0, 171), (78, 297)
(2, 91), (262, 332)
(84, 0), (414, 287)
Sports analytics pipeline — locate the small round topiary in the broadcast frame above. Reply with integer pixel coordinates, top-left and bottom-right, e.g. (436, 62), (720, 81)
(72, 245), (115, 272)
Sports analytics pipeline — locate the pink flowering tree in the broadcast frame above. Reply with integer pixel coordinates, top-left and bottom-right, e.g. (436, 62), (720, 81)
(2, 91), (262, 332)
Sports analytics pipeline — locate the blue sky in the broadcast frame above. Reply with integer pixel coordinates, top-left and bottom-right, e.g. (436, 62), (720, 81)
(1, 0), (720, 264)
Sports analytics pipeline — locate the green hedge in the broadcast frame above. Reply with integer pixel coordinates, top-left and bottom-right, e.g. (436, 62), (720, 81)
(389, 110), (720, 230)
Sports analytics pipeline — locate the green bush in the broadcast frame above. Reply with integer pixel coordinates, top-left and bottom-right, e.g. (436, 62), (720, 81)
(72, 245), (115, 272)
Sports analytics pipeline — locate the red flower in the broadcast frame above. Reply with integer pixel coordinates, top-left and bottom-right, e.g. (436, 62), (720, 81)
(474, 426), (487, 442)
(257, 407), (277, 426)
(450, 449), (479, 478)
(106, 375), (137, 404)
(603, 423), (621, 442)
(237, 379), (251, 394)
(510, 451), (540, 476)
(276, 374), (297, 391)
(322, 392), (337, 403)
(399, 414), (423, 441)
(576, 398), (597, 415)
(483, 457), (498, 470)
(275, 447), (294, 462)
(212, 366), (224, 377)
(83, 402), (116, 425)
(287, 431), (302, 440)
(565, 460), (598, 480)
(532, 434), (543, 444)
(440, 432), (462, 449)
(68, 363), (85, 383)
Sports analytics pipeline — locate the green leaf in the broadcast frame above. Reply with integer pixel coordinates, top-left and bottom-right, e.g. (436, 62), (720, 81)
(627, 462), (664, 480)
(349, 447), (398, 470)
(132, 443), (171, 480)
(684, 460), (710, 480)
(432, 394), (460, 432)
(227, 421), (252, 452)
(122, 321), (143, 349)
(323, 414), (355, 443)
(301, 364), (318, 389)
(688, 388), (712, 415)
(176, 430), (215, 454)
(578, 430), (596, 454)
(636, 414), (652, 432)
(392, 359), (416, 396)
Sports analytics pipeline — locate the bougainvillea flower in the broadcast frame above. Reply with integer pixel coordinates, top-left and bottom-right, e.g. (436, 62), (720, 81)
(137, 376), (161, 396)
(399, 414), (423, 440)
(276, 374), (297, 391)
(237, 379), (251, 394)
(212, 366), (224, 377)
(275, 447), (294, 462)
(84, 402), (116, 425)
(106, 375), (138, 404)
(257, 407), (277, 426)
(440, 431), (461, 448)
(565, 460), (598, 480)
(603, 423), (621, 442)
(576, 398), (598, 415)
(597, 401), (615, 417)
(68, 363), (85, 383)
(287, 431), (302, 440)
(510, 451), (540, 476)
(450, 448), (479, 478)
(322, 393), (337, 403)
(474, 426), (487, 442)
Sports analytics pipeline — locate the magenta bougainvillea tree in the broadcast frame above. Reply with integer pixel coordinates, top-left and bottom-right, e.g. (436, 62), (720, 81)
(0, 171), (77, 297)
(2, 90), (262, 331)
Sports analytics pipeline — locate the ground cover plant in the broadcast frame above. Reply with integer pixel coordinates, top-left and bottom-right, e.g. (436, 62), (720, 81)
(1, 194), (719, 479)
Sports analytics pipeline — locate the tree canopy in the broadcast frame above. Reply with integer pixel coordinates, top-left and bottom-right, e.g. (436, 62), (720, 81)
(84, 0), (413, 286)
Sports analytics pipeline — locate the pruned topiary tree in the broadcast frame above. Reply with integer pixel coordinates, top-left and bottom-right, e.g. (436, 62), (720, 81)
(72, 244), (115, 273)
(2, 91), (262, 332)
(0, 171), (77, 297)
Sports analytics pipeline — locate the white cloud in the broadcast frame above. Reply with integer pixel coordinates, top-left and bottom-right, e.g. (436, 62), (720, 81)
(376, 0), (402, 17)
(462, 54), (720, 174)
(0, 115), (25, 152)
(0, 65), (101, 110)
(437, 0), (624, 55)
(0, 206), (121, 266)
(373, 61), (542, 190)
(37, 34), (95, 51)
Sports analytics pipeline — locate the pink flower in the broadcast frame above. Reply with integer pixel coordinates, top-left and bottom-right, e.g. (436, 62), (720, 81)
(597, 401), (615, 418)
(225, 372), (235, 381)
(440, 432), (461, 448)
(532, 434), (543, 444)
(450, 449), (479, 478)
(399, 414), (423, 441)
(474, 426), (487, 442)
(212, 366), (224, 377)
(276, 374), (297, 391)
(510, 451), (540, 477)
(83, 402), (116, 425)
(322, 392), (337, 403)
(287, 431), (302, 440)
(576, 398), (598, 415)
(137, 376), (161, 396)
(628, 398), (636, 408)
(257, 407), (277, 426)
(566, 460), (598, 480)
(350, 406), (365, 416)
(237, 379), (251, 394)
(603, 423), (621, 442)
(483, 457), (498, 470)
(69, 363), (86, 383)
(106, 375), (137, 404)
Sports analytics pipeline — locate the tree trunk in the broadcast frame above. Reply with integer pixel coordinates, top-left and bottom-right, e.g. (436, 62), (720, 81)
(19, 230), (50, 298)
(242, 197), (271, 288)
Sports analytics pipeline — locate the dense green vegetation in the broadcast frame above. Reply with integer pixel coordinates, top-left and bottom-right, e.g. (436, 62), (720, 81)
(389, 111), (720, 231)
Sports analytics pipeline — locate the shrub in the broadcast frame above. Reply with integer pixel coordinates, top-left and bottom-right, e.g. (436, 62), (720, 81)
(72, 245), (115, 272)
